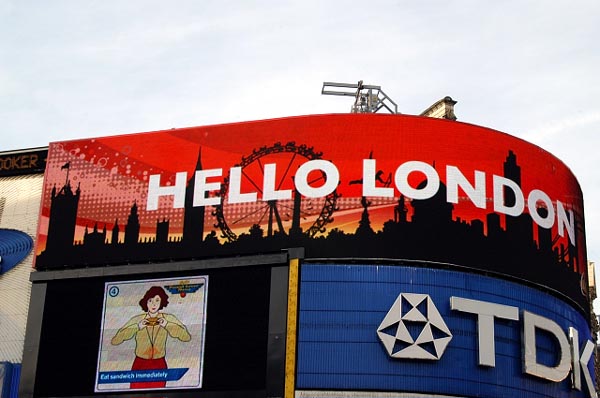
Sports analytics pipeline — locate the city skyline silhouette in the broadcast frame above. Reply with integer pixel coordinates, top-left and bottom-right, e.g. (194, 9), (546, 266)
(35, 147), (586, 311)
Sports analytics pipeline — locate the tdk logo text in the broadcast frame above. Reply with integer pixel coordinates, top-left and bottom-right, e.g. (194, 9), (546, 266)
(377, 294), (596, 398)
(377, 293), (453, 360)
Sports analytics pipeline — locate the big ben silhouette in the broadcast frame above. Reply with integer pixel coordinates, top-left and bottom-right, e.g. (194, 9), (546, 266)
(44, 163), (80, 260)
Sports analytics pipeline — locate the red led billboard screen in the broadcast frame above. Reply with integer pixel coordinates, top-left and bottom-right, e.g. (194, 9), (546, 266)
(34, 114), (588, 309)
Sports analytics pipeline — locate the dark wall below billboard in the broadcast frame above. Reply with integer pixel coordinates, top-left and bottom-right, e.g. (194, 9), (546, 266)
(33, 265), (272, 398)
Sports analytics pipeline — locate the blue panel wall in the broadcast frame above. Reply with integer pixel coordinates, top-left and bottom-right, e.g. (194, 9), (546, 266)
(0, 362), (17, 398)
(8, 364), (19, 398)
(297, 264), (594, 398)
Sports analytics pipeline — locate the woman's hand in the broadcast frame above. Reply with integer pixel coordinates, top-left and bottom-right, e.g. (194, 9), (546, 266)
(138, 318), (148, 329)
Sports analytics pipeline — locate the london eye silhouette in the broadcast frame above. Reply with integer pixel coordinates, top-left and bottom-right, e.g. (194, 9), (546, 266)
(212, 142), (339, 242)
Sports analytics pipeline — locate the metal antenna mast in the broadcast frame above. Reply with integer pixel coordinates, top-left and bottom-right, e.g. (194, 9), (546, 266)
(321, 80), (399, 114)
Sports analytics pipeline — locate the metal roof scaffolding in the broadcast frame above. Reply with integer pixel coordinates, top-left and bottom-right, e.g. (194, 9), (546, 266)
(321, 80), (399, 114)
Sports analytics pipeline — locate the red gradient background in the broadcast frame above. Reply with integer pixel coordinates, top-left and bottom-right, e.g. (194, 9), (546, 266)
(35, 113), (586, 273)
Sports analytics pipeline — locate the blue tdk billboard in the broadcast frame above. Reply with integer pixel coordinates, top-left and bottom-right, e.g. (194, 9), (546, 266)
(296, 264), (595, 398)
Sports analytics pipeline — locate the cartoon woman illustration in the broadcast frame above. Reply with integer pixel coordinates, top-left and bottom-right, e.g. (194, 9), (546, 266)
(111, 286), (191, 389)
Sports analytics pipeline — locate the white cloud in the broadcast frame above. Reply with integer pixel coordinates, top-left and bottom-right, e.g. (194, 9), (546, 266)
(525, 112), (600, 144)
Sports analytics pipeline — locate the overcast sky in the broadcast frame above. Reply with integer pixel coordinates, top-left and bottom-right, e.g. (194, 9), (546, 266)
(2, 1), (599, 272)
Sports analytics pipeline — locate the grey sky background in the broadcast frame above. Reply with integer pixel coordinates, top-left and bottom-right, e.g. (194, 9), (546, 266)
(2, 2), (599, 276)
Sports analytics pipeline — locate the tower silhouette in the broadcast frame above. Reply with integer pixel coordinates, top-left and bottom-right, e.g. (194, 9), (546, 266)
(45, 164), (80, 254)
(124, 201), (140, 245)
(83, 223), (106, 248)
(182, 148), (205, 245)
(156, 219), (170, 243)
(503, 150), (521, 234)
(394, 195), (408, 223)
(411, 180), (453, 226)
(356, 196), (375, 236)
(289, 187), (303, 237)
(502, 151), (533, 245)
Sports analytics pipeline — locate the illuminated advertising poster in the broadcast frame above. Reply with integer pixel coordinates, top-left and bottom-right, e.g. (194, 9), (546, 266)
(95, 276), (208, 392)
(34, 114), (588, 310)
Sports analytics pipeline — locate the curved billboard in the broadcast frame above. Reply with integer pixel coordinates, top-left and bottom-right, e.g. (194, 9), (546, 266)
(34, 114), (588, 309)
(296, 263), (595, 398)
